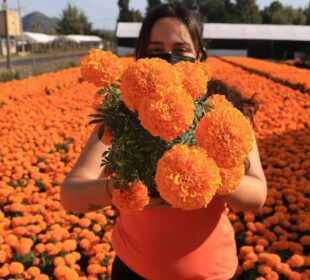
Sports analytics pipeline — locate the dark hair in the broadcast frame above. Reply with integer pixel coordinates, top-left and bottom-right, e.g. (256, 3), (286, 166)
(135, 3), (207, 61)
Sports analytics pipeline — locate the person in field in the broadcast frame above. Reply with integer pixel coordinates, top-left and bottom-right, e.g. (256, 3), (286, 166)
(61, 3), (267, 280)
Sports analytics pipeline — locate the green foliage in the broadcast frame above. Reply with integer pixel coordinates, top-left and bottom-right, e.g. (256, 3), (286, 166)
(13, 251), (36, 269)
(89, 84), (209, 196)
(234, 0), (262, 23)
(147, 0), (162, 14)
(261, 1), (307, 25)
(199, 0), (237, 23)
(56, 4), (92, 34)
(118, 0), (144, 22)
(0, 71), (21, 83)
(305, 1), (310, 25)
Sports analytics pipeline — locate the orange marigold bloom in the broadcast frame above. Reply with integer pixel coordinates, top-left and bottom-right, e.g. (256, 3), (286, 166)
(27, 266), (41, 277)
(175, 61), (208, 100)
(120, 58), (181, 111)
(201, 62), (213, 80)
(287, 254), (305, 267)
(300, 235), (310, 246)
(155, 144), (221, 210)
(9, 262), (24, 275)
(138, 88), (194, 141)
(112, 181), (150, 212)
(196, 94), (254, 168)
(80, 49), (123, 87)
(62, 239), (77, 252)
(217, 164), (244, 195)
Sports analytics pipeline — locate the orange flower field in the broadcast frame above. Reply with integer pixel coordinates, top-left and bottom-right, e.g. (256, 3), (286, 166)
(0, 57), (309, 279)
(220, 57), (310, 94)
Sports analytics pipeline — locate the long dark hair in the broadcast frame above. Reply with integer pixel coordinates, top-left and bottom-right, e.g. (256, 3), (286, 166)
(135, 3), (207, 61)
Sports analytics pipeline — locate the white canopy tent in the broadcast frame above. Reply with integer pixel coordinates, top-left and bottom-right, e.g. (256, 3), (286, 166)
(60, 35), (102, 43)
(23, 32), (57, 44)
(22, 33), (102, 44)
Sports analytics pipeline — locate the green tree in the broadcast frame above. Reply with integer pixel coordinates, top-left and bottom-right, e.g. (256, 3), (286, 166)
(262, 1), (306, 24)
(118, 0), (132, 21)
(234, 0), (261, 23)
(146, 0), (162, 14)
(199, 0), (236, 23)
(118, 0), (144, 22)
(285, 7), (306, 25)
(304, 1), (310, 24)
(56, 4), (92, 34)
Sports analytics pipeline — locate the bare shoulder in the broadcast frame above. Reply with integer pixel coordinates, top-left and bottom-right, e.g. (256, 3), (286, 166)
(65, 129), (110, 180)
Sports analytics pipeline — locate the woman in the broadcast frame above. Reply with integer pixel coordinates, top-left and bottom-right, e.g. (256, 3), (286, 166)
(61, 3), (267, 280)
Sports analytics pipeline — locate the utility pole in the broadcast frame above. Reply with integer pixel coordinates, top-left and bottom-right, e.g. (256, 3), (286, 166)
(17, 0), (25, 53)
(3, 0), (12, 70)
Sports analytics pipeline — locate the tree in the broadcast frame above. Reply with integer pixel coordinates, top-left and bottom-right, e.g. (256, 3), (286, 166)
(118, 0), (132, 21)
(199, 0), (237, 23)
(146, 0), (162, 14)
(304, 1), (310, 24)
(118, 0), (144, 22)
(234, 0), (261, 23)
(56, 4), (92, 34)
(262, 1), (306, 25)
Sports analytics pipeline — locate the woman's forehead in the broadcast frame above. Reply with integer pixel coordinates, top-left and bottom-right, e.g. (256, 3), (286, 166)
(149, 18), (193, 44)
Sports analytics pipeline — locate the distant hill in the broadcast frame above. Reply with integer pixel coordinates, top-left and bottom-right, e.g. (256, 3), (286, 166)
(22, 12), (58, 34)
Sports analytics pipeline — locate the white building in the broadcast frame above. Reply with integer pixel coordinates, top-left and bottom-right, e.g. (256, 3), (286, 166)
(116, 22), (310, 59)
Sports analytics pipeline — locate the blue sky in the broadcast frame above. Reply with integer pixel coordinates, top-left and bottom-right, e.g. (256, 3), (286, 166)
(9, 0), (310, 30)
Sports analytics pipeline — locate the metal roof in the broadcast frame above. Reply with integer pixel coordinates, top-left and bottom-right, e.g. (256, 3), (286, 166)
(116, 22), (310, 41)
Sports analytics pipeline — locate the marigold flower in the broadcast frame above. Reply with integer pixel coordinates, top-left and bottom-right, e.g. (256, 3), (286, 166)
(62, 239), (77, 252)
(196, 94), (254, 168)
(27, 266), (41, 277)
(155, 144), (221, 210)
(9, 262), (24, 275)
(112, 181), (150, 212)
(138, 88), (194, 141)
(175, 61), (208, 100)
(120, 58), (182, 111)
(287, 254), (305, 267)
(80, 49), (123, 87)
(202, 62), (213, 80)
(217, 164), (244, 195)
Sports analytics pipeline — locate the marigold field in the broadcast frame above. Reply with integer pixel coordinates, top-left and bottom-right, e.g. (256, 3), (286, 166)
(0, 58), (309, 280)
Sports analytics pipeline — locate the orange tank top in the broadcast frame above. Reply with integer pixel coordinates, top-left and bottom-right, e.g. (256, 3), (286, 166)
(111, 196), (238, 280)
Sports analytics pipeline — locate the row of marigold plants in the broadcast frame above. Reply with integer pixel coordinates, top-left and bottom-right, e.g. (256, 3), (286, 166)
(208, 57), (309, 280)
(0, 57), (309, 279)
(221, 56), (310, 94)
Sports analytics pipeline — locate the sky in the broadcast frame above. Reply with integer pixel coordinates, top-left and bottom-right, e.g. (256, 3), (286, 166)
(8, 0), (310, 31)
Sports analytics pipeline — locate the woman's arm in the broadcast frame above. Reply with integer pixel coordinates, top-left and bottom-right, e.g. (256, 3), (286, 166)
(60, 129), (114, 214)
(216, 133), (267, 212)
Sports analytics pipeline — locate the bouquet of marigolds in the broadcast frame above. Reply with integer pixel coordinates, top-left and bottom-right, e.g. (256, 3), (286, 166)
(80, 49), (254, 212)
